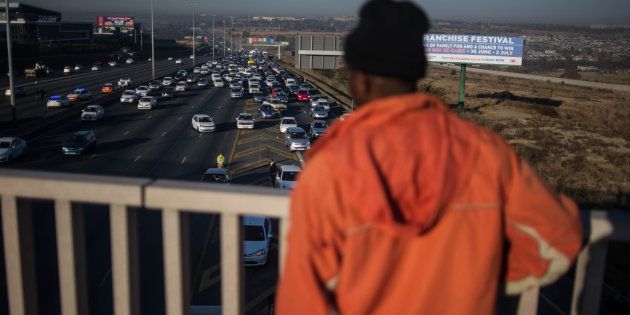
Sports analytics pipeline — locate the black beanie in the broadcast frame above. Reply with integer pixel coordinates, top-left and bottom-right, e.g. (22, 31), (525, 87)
(344, 0), (430, 81)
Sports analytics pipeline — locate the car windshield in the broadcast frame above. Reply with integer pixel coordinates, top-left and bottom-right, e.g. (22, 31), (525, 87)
(290, 132), (307, 139)
(261, 105), (272, 111)
(281, 171), (299, 181)
(123, 91), (134, 95)
(282, 119), (295, 125)
(67, 135), (86, 144)
(313, 122), (327, 129)
(244, 225), (265, 241)
(203, 174), (228, 183)
(238, 114), (252, 120)
(314, 107), (325, 112)
(198, 117), (211, 123)
(84, 107), (97, 112)
(0, 141), (10, 148)
(140, 97), (151, 102)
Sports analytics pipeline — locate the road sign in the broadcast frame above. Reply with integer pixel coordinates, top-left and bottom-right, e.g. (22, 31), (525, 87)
(424, 34), (524, 66)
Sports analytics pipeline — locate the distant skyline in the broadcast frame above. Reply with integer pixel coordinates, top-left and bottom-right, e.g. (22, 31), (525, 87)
(23, 0), (630, 26)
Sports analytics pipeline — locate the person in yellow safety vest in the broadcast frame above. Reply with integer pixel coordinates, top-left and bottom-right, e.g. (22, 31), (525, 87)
(217, 152), (225, 168)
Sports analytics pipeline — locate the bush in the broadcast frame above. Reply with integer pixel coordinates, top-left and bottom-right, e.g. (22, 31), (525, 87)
(418, 82), (447, 99)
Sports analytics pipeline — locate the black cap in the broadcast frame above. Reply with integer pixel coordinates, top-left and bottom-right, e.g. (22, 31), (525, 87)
(344, 0), (430, 81)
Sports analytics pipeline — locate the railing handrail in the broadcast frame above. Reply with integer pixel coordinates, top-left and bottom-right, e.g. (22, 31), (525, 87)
(0, 169), (629, 315)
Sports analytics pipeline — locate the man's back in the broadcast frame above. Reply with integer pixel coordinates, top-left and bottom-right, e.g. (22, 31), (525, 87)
(276, 94), (582, 314)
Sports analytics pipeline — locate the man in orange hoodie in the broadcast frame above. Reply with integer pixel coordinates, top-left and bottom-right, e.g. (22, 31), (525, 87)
(276, 0), (583, 314)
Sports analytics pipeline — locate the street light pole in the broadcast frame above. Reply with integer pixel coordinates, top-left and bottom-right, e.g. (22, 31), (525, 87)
(150, 0), (155, 79)
(212, 15), (215, 60)
(223, 21), (226, 57)
(191, 3), (198, 67)
(5, 0), (16, 125)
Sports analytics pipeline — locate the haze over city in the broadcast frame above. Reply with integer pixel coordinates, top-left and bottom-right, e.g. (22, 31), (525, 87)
(24, 0), (630, 25)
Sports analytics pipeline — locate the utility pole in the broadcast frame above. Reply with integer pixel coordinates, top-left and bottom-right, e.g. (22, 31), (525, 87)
(212, 15), (215, 59)
(191, 3), (198, 67)
(140, 28), (143, 52)
(150, 0), (156, 79)
(223, 21), (226, 57)
(5, 0), (16, 125)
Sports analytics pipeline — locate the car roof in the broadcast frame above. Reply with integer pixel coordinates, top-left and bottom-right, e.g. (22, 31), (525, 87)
(286, 127), (305, 133)
(242, 216), (266, 226)
(204, 168), (229, 176)
(281, 116), (296, 120)
(279, 164), (301, 172)
(195, 114), (211, 118)
(312, 120), (327, 124)
(73, 130), (93, 136)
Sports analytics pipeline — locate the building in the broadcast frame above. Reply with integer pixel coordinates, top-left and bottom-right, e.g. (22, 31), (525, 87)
(295, 34), (344, 70)
(0, 2), (92, 45)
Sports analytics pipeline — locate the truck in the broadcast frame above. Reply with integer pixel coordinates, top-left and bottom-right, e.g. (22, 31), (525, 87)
(24, 63), (50, 79)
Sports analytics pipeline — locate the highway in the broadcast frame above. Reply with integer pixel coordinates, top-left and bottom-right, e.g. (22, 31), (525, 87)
(0, 56), (346, 314)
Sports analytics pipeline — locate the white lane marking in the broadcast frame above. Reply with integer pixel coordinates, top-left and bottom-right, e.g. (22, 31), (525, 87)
(178, 116), (183, 121)
(181, 156), (188, 164)
(124, 130), (130, 136)
(191, 105), (195, 109)
(89, 154), (97, 159)
(296, 151), (306, 166)
(161, 131), (168, 137)
(134, 155), (142, 162)
(198, 133), (203, 138)
(148, 115), (153, 119)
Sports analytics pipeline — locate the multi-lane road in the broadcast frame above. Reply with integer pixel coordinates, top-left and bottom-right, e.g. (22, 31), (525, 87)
(0, 55), (347, 314)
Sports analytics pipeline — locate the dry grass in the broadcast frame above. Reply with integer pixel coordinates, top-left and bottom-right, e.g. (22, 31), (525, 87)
(424, 65), (630, 207)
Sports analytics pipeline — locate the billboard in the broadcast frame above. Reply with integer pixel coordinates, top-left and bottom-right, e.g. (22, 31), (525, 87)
(247, 37), (274, 44)
(424, 34), (524, 66)
(96, 16), (135, 29)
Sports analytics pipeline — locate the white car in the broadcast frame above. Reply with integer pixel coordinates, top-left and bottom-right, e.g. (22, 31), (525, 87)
(135, 86), (149, 97)
(47, 95), (71, 108)
(168, 57), (173, 61)
(0, 137), (27, 162)
(118, 77), (133, 87)
(236, 113), (254, 129)
(108, 61), (117, 67)
(67, 88), (92, 102)
(175, 81), (188, 92)
(81, 105), (104, 121)
(248, 82), (261, 94)
(274, 164), (301, 190)
(138, 96), (157, 110)
(74, 64), (82, 71)
(120, 90), (139, 103)
(279, 117), (298, 133)
(91, 65), (101, 71)
(175, 59), (182, 64)
(312, 98), (331, 111)
(213, 78), (224, 88)
(191, 114), (216, 132)
(230, 87), (244, 99)
(125, 58), (135, 64)
(193, 67), (201, 74)
(162, 77), (173, 86)
(242, 216), (273, 266)
(63, 66), (72, 74)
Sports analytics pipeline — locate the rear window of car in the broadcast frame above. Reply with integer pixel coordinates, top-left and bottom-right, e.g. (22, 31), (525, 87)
(282, 171), (299, 181)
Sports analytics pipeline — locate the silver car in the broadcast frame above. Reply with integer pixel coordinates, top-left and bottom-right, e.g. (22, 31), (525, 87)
(284, 127), (311, 151)
(120, 90), (138, 103)
(138, 96), (157, 110)
(310, 106), (329, 119)
(230, 87), (244, 99)
(0, 137), (27, 162)
(310, 120), (328, 139)
(192, 114), (216, 132)
(81, 105), (104, 121)
(135, 86), (149, 97)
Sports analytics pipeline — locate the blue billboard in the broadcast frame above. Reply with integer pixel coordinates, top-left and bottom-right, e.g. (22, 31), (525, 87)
(424, 34), (524, 66)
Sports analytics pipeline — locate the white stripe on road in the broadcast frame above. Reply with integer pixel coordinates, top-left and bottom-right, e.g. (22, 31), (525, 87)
(123, 130), (130, 136)
(89, 154), (97, 159)
(181, 156), (188, 164)
(134, 155), (142, 162)
(161, 131), (168, 137)
(296, 151), (305, 166)
(178, 116), (183, 121)
(148, 115), (153, 119)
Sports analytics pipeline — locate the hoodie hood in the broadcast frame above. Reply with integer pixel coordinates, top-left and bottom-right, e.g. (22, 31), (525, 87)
(308, 93), (480, 236)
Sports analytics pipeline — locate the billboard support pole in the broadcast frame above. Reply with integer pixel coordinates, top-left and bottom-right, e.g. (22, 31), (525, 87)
(458, 64), (467, 109)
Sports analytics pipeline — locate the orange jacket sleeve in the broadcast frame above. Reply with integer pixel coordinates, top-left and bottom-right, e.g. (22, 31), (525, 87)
(502, 147), (583, 294)
(276, 155), (343, 314)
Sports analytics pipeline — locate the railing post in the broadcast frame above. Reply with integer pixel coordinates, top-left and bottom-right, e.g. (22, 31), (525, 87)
(163, 209), (191, 315)
(1, 195), (39, 315)
(110, 205), (140, 315)
(517, 287), (539, 315)
(221, 213), (243, 315)
(55, 200), (89, 315)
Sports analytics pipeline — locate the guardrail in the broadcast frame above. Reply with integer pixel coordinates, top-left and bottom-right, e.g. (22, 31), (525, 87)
(0, 169), (628, 314)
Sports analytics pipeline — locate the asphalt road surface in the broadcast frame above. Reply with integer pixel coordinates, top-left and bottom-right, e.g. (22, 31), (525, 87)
(0, 60), (348, 314)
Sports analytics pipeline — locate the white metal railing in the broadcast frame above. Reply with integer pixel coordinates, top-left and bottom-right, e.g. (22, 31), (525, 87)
(0, 169), (628, 315)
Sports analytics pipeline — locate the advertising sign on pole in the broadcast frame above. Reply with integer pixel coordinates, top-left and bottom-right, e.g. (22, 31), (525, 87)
(424, 34), (524, 66)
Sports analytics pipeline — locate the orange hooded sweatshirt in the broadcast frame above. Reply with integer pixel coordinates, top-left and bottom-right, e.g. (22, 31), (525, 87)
(276, 93), (582, 315)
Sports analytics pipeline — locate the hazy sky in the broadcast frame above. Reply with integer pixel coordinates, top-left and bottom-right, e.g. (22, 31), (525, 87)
(27, 0), (630, 25)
